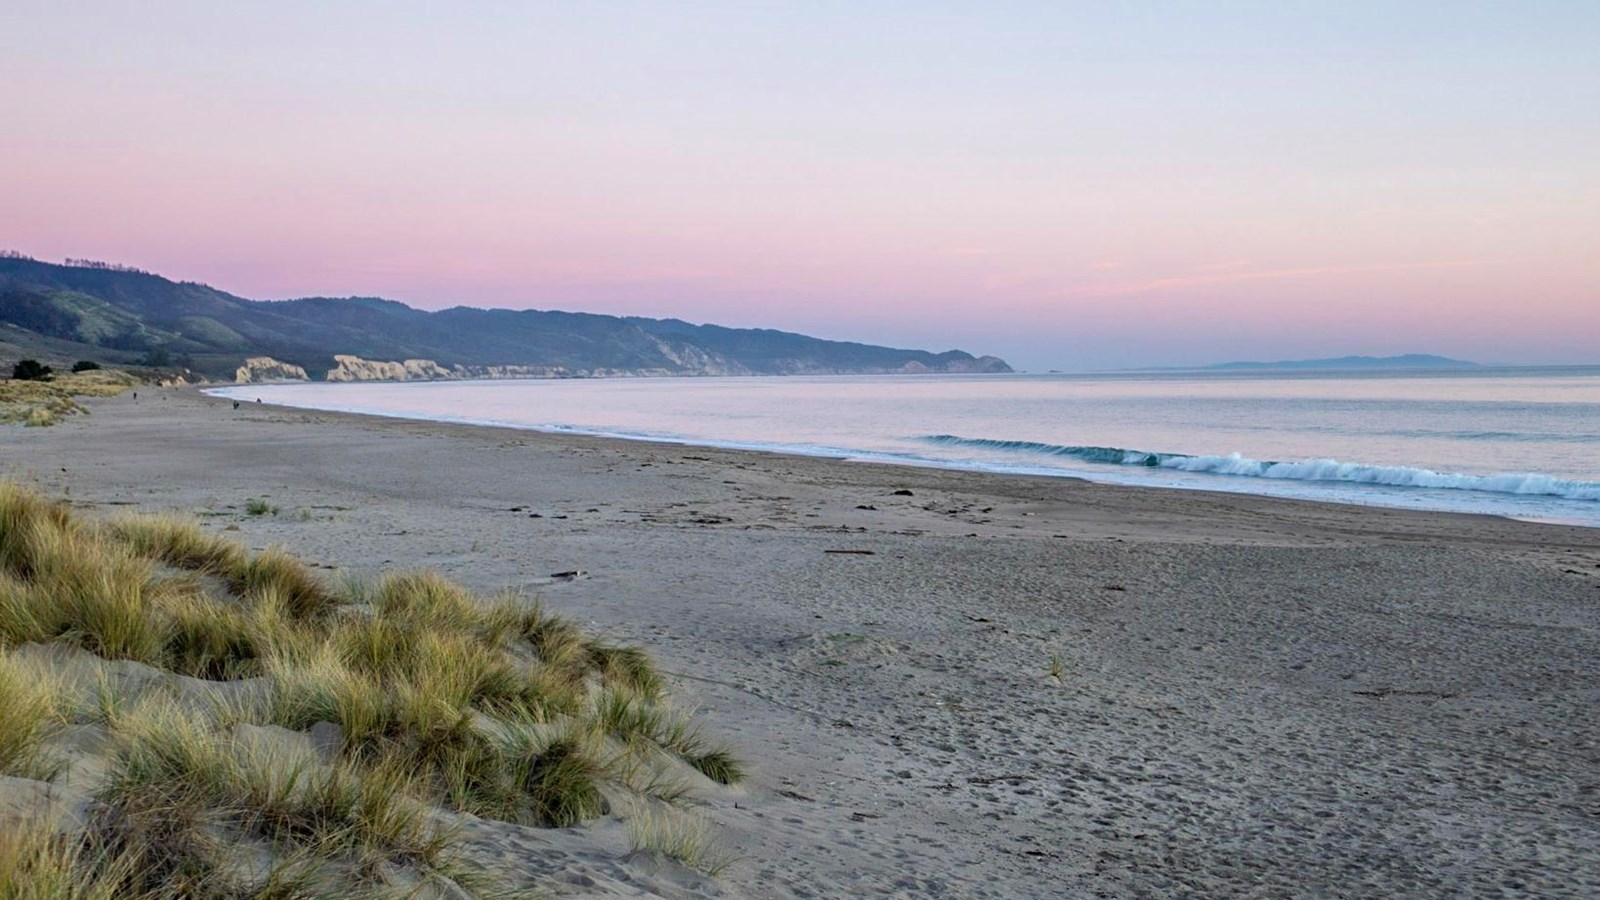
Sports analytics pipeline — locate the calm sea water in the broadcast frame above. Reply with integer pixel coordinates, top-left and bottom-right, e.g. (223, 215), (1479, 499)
(212, 367), (1600, 526)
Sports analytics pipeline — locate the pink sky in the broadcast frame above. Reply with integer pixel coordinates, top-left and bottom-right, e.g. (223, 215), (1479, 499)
(3, 2), (1596, 370)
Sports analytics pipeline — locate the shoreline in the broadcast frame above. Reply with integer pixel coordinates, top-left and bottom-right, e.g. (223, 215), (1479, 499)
(5, 386), (1599, 897)
(212, 384), (1600, 534)
(206, 385), (1600, 533)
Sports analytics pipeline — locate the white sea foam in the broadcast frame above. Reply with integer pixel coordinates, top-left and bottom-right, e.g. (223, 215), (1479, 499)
(922, 436), (1600, 502)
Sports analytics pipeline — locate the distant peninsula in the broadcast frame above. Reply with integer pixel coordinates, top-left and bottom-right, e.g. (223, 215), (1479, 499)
(0, 255), (1011, 381)
(1205, 354), (1478, 371)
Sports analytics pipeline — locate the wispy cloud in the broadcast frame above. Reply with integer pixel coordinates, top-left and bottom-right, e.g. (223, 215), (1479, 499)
(1049, 258), (1504, 299)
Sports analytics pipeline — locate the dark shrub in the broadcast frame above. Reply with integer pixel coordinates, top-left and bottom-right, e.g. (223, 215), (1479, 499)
(11, 360), (52, 381)
(71, 360), (101, 372)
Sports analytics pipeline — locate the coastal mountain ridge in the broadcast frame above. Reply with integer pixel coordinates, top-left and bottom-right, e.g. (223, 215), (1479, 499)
(1206, 354), (1477, 371)
(0, 255), (1011, 380)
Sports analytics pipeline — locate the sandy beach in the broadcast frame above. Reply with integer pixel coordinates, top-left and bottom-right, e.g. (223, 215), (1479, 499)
(4, 387), (1598, 898)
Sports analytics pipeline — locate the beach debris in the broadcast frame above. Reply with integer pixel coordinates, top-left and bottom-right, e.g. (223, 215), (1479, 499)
(1102, 584), (1127, 591)
(891, 489), (914, 496)
(967, 774), (1031, 786)
(1351, 688), (1458, 700)
(824, 549), (876, 555)
(549, 569), (589, 580)
(856, 504), (877, 510)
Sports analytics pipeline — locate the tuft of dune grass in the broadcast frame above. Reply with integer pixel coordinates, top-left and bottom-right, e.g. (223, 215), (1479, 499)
(0, 649), (70, 781)
(589, 645), (664, 699)
(625, 802), (735, 876)
(161, 587), (275, 680)
(109, 514), (243, 572)
(111, 513), (334, 622)
(0, 816), (143, 900)
(98, 697), (454, 896)
(0, 481), (744, 895)
(0, 490), (312, 672)
(226, 547), (335, 620)
(683, 747), (745, 786)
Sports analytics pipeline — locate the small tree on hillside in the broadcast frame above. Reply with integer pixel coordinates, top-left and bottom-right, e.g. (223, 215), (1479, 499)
(71, 360), (101, 372)
(11, 359), (53, 381)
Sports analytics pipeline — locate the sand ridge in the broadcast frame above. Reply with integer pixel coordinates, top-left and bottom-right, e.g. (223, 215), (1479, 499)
(4, 388), (1598, 897)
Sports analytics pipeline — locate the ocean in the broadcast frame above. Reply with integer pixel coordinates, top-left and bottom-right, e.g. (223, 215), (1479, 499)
(211, 367), (1600, 527)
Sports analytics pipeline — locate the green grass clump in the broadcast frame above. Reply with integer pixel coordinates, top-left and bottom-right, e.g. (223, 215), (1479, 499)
(0, 489), (315, 674)
(589, 645), (664, 699)
(0, 649), (68, 781)
(592, 687), (743, 786)
(0, 489), (167, 662)
(517, 605), (592, 677)
(683, 747), (745, 787)
(0, 819), (140, 900)
(225, 548), (334, 620)
(244, 498), (275, 517)
(626, 804), (734, 876)
(111, 512), (335, 622)
(0, 482), (744, 896)
(433, 722), (610, 827)
(97, 699), (452, 897)
(519, 734), (608, 827)
(161, 589), (275, 680)
(109, 514), (243, 572)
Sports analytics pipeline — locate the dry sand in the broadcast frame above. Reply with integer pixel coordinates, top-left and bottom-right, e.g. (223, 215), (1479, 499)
(4, 387), (1598, 898)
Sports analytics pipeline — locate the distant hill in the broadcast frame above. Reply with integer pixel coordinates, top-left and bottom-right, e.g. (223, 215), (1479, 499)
(0, 255), (1010, 380)
(1205, 354), (1478, 371)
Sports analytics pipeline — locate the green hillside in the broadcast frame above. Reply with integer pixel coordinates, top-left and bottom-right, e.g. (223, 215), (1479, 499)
(0, 255), (1011, 380)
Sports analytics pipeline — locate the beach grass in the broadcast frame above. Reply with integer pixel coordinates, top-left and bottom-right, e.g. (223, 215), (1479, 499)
(0, 817), (142, 900)
(244, 498), (276, 517)
(0, 649), (69, 781)
(1048, 648), (1067, 681)
(0, 481), (742, 895)
(0, 369), (140, 427)
(94, 696), (457, 897)
(625, 802), (735, 876)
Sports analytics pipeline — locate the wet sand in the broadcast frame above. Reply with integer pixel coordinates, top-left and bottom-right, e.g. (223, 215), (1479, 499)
(4, 387), (1598, 897)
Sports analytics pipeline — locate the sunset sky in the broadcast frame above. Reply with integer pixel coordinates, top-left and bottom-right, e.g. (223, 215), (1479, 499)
(4, 2), (1596, 371)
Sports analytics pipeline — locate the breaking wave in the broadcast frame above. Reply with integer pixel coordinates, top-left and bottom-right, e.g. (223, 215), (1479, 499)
(919, 435), (1600, 502)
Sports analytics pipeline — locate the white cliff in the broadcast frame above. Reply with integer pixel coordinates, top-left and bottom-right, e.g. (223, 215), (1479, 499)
(234, 357), (310, 383)
(324, 356), (455, 382)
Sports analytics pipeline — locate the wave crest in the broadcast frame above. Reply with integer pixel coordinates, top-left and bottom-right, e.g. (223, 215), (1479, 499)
(919, 435), (1600, 502)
